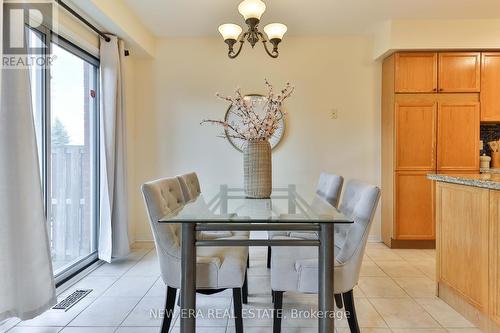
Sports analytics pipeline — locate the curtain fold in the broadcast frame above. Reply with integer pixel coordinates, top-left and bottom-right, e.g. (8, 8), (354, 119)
(0, 1), (57, 319)
(98, 35), (130, 262)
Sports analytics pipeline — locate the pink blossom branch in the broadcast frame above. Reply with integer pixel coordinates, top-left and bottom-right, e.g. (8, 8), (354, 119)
(200, 119), (246, 139)
(204, 80), (295, 142)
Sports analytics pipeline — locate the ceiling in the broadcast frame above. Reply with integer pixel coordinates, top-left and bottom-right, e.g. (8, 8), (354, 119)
(122, 0), (500, 37)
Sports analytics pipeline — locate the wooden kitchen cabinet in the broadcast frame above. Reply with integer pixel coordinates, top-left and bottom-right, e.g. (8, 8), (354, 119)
(395, 52), (438, 93)
(395, 97), (437, 170)
(437, 98), (480, 171)
(490, 190), (500, 325)
(436, 182), (489, 313)
(481, 53), (500, 122)
(438, 52), (481, 92)
(382, 52), (482, 248)
(434, 180), (500, 331)
(395, 172), (435, 240)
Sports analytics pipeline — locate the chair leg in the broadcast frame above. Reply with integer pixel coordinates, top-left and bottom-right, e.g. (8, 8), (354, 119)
(247, 255), (250, 268)
(267, 246), (271, 268)
(161, 286), (177, 333)
(233, 288), (244, 333)
(343, 289), (360, 333)
(273, 291), (284, 333)
(271, 290), (275, 303)
(335, 293), (344, 308)
(242, 271), (248, 304)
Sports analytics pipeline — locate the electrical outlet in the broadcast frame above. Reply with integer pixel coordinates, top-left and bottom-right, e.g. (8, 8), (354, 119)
(331, 109), (338, 119)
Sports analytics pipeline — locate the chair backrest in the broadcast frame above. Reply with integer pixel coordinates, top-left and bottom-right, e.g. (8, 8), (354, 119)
(316, 173), (344, 208)
(177, 172), (201, 203)
(141, 177), (186, 285)
(336, 180), (380, 285)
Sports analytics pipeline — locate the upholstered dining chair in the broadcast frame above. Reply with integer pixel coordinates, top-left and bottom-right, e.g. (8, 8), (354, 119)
(177, 172), (251, 267)
(177, 172), (201, 203)
(270, 180), (380, 333)
(142, 177), (249, 333)
(266, 172), (344, 268)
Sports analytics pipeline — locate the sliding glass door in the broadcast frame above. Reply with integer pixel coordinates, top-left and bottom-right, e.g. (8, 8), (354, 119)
(28, 28), (100, 282)
(49, 40), (99, 277)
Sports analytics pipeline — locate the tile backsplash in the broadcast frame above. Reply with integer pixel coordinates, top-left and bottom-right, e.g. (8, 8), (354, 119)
(481, 124), (500, 155)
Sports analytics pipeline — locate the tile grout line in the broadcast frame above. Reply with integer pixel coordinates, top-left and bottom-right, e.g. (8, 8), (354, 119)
(56, 248), (154, 331)
(113, 249), (160, 329)
(367, 251), (449, 330)
(362, 251), (403, 330)
(10, 247), (480, 332)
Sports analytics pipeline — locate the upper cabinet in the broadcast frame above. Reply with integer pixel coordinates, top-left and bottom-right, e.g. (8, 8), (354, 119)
(438, 52), (481, 92)
(481, 52), (500, 122)
(395, 52), (438, 93)
(395, 95), (437, 170)
(437, 96), (480, 171)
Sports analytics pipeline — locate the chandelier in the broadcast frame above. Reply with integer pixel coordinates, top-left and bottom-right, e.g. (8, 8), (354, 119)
(218, 0), (287, 59)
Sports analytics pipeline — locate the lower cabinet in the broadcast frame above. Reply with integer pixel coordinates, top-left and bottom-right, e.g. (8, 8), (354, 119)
(395, 171), (435, 240)
(436, 182), (489, 313)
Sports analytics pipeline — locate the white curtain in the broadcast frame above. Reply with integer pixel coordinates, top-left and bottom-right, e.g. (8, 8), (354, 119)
(0, 2), (56, 320)
(98, 35), (130, 262)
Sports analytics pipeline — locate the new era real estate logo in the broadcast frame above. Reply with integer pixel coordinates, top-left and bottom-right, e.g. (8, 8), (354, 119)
(2, 0), (56, 68)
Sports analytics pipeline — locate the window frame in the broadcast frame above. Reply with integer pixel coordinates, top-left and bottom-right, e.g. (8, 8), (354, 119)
(29, 26), (101, 284)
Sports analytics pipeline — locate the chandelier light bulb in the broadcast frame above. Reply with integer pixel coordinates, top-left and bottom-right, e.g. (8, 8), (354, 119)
(238, 0), (266, 21)
(218, 24), (243, 41)
(264, 23), (287, 40)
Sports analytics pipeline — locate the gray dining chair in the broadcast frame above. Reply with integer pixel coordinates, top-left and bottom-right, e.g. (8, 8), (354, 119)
(266, 172), (344, 268)
(141, 177), (249, 333)
(270, 180), (380, 333)
(177, 172), (251, 259)
(177, 172), (202, 203)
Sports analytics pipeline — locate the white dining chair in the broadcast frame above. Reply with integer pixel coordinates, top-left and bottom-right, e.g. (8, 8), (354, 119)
(141, 177), (249, 333)
(177, 172), (202, 203)
(270, 180), (380, 333)
(177, 172), (251, 265)
(266, 172), (344, 268)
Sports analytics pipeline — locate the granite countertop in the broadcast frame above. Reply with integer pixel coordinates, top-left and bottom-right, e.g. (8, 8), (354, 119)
(427, 173), (500, 190)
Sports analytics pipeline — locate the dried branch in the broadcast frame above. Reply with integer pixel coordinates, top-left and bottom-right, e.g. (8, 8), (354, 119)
(202, 80), (295, 142)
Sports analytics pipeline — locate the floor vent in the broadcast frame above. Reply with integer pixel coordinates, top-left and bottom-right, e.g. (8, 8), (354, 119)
(52, 289), (92, 311)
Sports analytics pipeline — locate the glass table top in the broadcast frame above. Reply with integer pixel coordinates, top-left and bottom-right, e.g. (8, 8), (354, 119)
(159, 185), (353, 224)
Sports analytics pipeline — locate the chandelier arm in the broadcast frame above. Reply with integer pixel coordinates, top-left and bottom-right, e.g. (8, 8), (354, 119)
(258, 32), (279, 58)
(229, 33), (247, 59)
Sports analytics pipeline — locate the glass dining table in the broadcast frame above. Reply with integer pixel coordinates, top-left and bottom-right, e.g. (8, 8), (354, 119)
(159, 185), (353, 333)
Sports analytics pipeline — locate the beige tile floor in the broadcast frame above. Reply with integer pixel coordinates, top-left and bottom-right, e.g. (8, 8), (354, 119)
(5, 239), (482, 333)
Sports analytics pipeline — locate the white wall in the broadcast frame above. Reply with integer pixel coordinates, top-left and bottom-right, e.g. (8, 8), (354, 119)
(131, 36), (382, 241)
(122, 54), (138, 246)
(373, 19), (500, 59)
(69, 0), (157, 57)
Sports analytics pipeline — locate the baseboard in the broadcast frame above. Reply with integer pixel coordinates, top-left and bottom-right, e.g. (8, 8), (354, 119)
(368, 235), (382, 243)
(132, 238), (385, 246)
(131, 240), (154, 249)
(389, 238), (436, 249)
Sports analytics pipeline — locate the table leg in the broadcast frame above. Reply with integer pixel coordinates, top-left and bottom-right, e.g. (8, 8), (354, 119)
(181, 222), (196, 333)
(319, 223), (334, 333)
